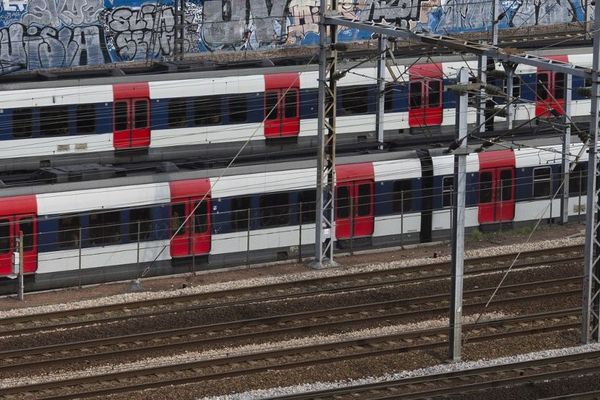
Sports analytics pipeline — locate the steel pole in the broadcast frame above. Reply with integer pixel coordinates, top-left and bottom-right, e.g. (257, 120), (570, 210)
(561, 74), (572, 225)
(582, 0), (600, 344)
(449, 68), (469, 361)
(375, 35), (386, 149)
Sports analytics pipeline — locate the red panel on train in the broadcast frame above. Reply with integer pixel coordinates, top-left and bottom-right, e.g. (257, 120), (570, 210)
(408, 63), (443, 127)
(536, 55), (568, 118)
(169, 179), (212, 257)
(264, 73), (300, 138)
(0, 195), (38, 275)
(478, 150), (516, 224)
(336, 163), (375, 239)
(113, 82), (151, 149)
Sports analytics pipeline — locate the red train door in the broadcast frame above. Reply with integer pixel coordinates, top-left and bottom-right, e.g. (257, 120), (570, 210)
(170, 179), (211, 257)
(0, 196), (37, 276)
(408, 63), (443, 127)
(336, 163), (375, 240)
(478, 150), (516, 224)
(536, 55), (567, 118)
(264, 73), (300, 138)
(113, 83), (151, 149)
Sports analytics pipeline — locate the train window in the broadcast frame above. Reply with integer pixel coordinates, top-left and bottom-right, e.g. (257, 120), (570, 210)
(409, 81), (422, 108)
(337, 186), (350, 218)
(114, 101), (128, 131)
(129, 208), (152, 241)
(193, 96), (222, 126)
(393, 180), (413, 213)
(168, 98), (187, 128)
(89, 211), (120, 246)
(340, 86), (368, 115)
(76, 104), (96, 134)
(555, 73), (565, 100)
(511, 76), (521, 99)
(500, 170), (513, 201)
(285, 90), (298, 118)
(265, 91), (278, 120)
(194, 201), (208, 233)
(442, 176), (454, 208)
(479, 172), (493, 203)
(428, 80), (441, 107)
(19, 218), (34, 251)
(40, 106), (69, 136)
(569, 164), (587, 196)
(231, 196), (251, 231)
(357, 184), (371, 217)
(533, 167), (552, 198)
(259, 193), (289, 228)
(58, 216), (80, 249)
(298, 190), (316, 224)
(12, 108), (33, 138)
(229, 95), (248, 123)
(0, 220), (9, 253)
(171, 203), (186, 236)
(134, 100), (149, 129)
(537, 73), (549, 100)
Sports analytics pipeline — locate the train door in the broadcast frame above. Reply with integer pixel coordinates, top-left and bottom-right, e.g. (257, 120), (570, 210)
(169, 179), (211, 257)
(535, 55), (568, 118)
(408, 64), (443, 127)
(113, 83), (151, 149)
(264, 73), (300, 138)
(0, 196), (37, 276)
(478, 150), (516, 224)
(335, 163), (375, 240)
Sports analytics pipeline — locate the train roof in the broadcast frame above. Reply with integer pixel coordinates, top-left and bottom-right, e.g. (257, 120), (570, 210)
(0, 46), (592, 92)
(0, 149), (420, 198)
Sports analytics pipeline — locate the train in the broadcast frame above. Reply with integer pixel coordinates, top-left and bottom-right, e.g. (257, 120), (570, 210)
(0, 46), (593, 173)
(0, 141), (589, 292)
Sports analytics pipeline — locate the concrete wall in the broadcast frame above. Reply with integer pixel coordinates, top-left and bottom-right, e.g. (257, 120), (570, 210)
(0, 0), (587, 72)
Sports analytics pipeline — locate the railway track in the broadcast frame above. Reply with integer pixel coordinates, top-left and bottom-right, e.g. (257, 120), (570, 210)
(272, 348), (600, 400)
(0, 275), (581, 375)
(0, 244), (583, 336)
(0, 308), (581, 399)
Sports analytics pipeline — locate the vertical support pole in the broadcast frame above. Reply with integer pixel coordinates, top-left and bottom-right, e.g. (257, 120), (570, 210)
(582, 1), (600, 344)
(449, 68), (469, 361)
(298, 202), (303, 263)
(505, 64), (515, 130)
(561, 74), (572, 225)
(491, 0), (499, 46)
(400, 190), (404, 249)
(375, 35), (386, 149)
(476, 55), (487, 134)
(585, 0), (593, 39)
(191, 215), (196, 273)
(17, 232), (24, 301)
(246, 208), (251, 267)
(313, 0), (337, 268)
(78, 226), (82, 289)
(136, 220), (141, 270)
(174, 0), (185, 61)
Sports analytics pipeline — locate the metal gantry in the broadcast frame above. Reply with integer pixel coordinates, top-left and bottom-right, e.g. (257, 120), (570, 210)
(313, 0), (338, 269)
(582, 1), (600, 344)
(317, 8), (600, 350)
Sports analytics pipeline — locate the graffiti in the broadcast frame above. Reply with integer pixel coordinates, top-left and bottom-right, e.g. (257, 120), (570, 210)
(0, 23), (109, 70)
(107, 4), (200, 61)
(0, 0), (592, 72)
(22, 0), (103, 28)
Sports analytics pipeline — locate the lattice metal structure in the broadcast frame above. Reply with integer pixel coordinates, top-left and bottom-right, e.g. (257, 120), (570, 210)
(174, 0), (185, 61)
(313, 0), (338, 268)
(319, 11), (600, 345)
(582, 0), (600, 343)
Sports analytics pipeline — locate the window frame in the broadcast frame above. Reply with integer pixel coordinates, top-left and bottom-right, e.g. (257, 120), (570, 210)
(58, 215), (80, 250)
(532, 166), (552, 198)
(39, 105), (70, 137)
(393, 179), (413, 213)
(442, 176), (454, 208)
(259, 192), (290, 228)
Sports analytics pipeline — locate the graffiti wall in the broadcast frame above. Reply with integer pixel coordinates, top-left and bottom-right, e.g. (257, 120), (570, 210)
(0, 0), (588, 72)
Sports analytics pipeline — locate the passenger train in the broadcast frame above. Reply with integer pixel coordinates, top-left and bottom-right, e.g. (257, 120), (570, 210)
(0, 47), (593, 172)
(0, 143), (589, 292)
